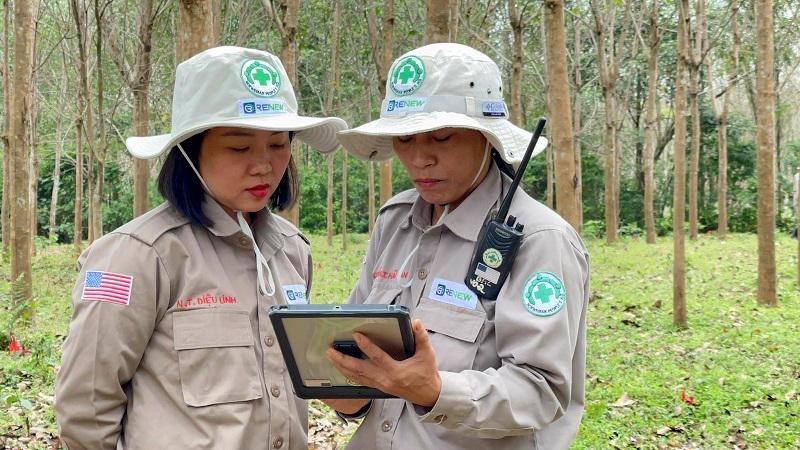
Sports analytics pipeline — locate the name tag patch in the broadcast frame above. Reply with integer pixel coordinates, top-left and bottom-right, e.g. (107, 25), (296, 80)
(481, 101), (507, 117)
(283, 284), (308, 304)
(428, 278), (478, 310)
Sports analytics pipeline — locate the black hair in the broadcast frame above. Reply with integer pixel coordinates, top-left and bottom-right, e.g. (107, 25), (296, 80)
(157, 130), (297, 227)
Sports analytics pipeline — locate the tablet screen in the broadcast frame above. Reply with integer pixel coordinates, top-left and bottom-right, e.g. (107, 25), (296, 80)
(282, 316), (407, 387)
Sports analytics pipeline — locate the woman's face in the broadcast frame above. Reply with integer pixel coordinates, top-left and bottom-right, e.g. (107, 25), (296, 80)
(392, 128), (489, 207)
(198, 127), (292, 217)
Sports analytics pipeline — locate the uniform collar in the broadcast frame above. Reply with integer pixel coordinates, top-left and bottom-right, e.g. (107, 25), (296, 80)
(201, 194), (284, 258)
(405, 163), (504, 242)
(202, 194), (241, 237)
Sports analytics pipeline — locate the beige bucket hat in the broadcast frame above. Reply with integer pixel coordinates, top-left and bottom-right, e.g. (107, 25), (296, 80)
(337, 43), (547, 165)
(125, 46), (347, 158)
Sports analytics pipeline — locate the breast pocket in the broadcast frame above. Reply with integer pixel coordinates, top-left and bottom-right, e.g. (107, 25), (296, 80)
(414, 297), (486, 373)
(362, 287), (403, 305)
(173, 309), (263, 407)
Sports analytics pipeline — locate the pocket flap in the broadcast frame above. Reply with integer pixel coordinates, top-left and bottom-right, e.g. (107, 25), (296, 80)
(363, 287), (403, 305)
(173, 309), (254, 350)
(414, 297), (485, 343)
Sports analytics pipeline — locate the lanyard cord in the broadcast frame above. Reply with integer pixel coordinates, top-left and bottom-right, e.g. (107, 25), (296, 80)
(177, 144), (275, 296)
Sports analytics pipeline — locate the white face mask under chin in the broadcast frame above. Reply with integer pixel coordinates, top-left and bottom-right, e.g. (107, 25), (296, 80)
(177, 143), (276, 296)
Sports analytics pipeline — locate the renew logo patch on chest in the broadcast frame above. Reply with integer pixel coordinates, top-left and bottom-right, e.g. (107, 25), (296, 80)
(427, 278), (478, 310)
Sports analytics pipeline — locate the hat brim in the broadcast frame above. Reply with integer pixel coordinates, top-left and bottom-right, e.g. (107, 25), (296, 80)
(336, 112), (547, 166)
(126, 114), (348, 160)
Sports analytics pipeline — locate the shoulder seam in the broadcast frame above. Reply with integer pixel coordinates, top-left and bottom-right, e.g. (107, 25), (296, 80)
(523, 227), (587, 255)
(379, 189), (417, 215)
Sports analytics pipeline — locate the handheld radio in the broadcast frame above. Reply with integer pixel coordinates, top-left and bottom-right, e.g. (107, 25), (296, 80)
(465, 118), (547, 300)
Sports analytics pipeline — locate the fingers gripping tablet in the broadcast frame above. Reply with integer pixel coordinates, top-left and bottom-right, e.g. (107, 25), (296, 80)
(268, 304), (415, 399)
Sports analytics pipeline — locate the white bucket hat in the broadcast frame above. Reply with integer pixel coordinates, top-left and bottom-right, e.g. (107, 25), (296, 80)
(125, 46), (347, 158)
(337, 43), (547, 165)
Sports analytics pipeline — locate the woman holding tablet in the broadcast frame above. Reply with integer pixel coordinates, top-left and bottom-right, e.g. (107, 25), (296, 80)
(55, 46), (346, 449)
(325, 43), (590, 449)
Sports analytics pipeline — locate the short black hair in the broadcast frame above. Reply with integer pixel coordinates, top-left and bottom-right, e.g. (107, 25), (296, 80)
(157, 130), (298, 227)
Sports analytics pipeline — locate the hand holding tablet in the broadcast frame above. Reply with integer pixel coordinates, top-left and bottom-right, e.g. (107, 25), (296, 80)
(268, 304), (416, 399)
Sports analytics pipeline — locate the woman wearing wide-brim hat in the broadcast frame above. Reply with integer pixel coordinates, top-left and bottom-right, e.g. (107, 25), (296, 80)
(54, 46), (346, 450)
(325, 43), (590, 449)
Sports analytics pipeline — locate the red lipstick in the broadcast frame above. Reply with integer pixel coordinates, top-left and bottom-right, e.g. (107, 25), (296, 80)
(246, 184), (270, 199)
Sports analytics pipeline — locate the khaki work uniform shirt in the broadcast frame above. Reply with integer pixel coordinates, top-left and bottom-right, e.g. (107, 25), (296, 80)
(345, 164), (590, 450)
(55, 196), (311, 450)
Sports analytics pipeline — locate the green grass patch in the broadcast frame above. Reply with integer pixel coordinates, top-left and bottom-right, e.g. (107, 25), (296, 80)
(1, 233), (798, 448)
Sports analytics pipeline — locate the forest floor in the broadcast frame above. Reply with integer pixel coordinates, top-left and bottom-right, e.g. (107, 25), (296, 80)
(1, 233), (799, 449)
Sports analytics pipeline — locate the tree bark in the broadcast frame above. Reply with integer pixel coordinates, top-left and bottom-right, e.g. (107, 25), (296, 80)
(366, 81), (375, 235)
(687, 0), (705, 239)
(710, 0), (738, 237)
(796, 169), (800, 287)
(2, 0), (11, 257)
(326, 152), (334, 246)
(28, 85), (37, 257)
(755, 0), (776, 306)
(590, 0), (623, 243)
(572, 11), (583, 232)
(508, 0), (524, 126)
(448, 0), (458, 41)
(74, 117), (83, 256)
(269, 0), (300, 226)
(543, 0), (579, 229)
(49, 108), (64, 241)
(325, 0), (340, 246)
(10, 0), (36, 307)
(341, 149), (348, 251)
(380, 1), (394, 206)
(70, 0), (93, 254)
(49, 46), (69, 242)
(546, 147), (554, 208)
(426, 0), (451, 44)
(368, 161), (375, 235)
(92, 0), (109, 241)
(643, 0), (659, 244)
(177, 0), (214, 62)
(133, 0), (155, 217)
(366, 0), (395, 207)
(673, 0), (690, 328)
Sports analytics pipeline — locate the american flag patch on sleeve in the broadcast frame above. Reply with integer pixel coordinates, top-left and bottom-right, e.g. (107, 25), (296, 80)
(81, 271), (134, 306)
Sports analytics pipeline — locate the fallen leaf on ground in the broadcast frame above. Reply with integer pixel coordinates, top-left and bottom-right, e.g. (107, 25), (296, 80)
(611, 393), (637, 407)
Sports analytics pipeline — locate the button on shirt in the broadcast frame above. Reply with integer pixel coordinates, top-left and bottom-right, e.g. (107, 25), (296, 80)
(55, 196), (312, 450)
(345, 165), (590, 450)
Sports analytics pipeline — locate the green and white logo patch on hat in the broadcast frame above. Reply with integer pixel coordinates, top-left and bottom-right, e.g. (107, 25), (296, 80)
(522, 271), (566, 317)
(241, 59), (281, 97)
(389, 56), (425, 96)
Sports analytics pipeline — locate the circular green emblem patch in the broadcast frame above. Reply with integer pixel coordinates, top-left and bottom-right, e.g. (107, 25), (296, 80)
(241, 60), (281, 97)
(522, 272), (566, 317)
(389, 56), (425, 96)
(482, 248), (503, 268)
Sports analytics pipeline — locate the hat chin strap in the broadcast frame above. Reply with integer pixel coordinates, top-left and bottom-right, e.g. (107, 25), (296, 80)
(236, 211), (276, 296)
(468, 140), (492, 190)
(177, 144), (276, 297)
